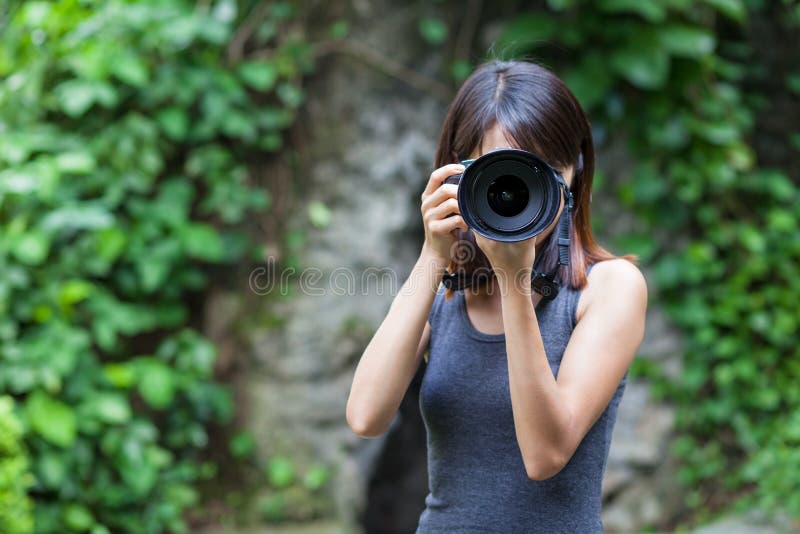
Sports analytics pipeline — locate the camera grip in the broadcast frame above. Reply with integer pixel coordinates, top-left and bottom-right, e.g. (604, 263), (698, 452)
(440, 173), (462, 219)
(443, 173), (462, 186)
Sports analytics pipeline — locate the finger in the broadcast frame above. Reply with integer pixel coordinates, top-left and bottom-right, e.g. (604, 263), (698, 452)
(421, 183), (458, 212)
(429, 215), (467, 234)
(423, 163), (466, 197)
(423, 197), (460, 223)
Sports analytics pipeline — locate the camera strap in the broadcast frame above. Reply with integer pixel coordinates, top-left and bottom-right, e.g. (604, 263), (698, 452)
(531, 183), (572, 300)
(556, 182), (573, 269)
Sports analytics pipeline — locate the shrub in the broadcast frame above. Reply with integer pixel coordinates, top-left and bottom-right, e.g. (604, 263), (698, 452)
(0, 1), (309, 531)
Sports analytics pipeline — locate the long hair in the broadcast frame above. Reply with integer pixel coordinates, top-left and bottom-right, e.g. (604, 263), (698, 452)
(433, 59), (635, 299)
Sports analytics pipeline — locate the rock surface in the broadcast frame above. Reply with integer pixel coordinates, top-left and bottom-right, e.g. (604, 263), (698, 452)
(236, 2), (448, 531)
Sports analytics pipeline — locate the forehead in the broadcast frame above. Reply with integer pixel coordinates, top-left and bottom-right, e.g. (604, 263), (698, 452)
(471, 124), (518, 157)
(469, 124), (575, 186)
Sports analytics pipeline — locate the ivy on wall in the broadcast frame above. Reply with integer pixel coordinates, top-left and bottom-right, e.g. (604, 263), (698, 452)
(0, 1), (310, 532)
(490, 0), (800, 523)
(0, 396), (34, 534)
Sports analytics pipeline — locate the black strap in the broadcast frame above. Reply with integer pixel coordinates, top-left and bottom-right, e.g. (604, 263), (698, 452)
(441, 271), (479, 290)
(551, 183), (574, 276)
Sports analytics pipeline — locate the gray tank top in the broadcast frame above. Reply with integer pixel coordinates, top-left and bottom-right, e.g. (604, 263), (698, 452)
(416, 263), (627, 533)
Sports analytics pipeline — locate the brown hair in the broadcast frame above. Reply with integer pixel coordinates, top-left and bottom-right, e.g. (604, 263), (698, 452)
(434, 59), (636, 299)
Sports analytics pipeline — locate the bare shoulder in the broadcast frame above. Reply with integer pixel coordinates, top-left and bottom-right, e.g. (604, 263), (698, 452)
(576, 258), (648, 323)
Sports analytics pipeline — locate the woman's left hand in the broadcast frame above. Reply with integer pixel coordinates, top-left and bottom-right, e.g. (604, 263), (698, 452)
(474, 233), (537, 279)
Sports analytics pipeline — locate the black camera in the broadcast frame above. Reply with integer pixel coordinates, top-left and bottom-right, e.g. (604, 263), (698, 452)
(443, 148), (570, 242)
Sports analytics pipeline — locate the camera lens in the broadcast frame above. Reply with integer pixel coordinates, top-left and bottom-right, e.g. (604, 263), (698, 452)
(487, 175), (529, 217)
(454, 149), (562, 242)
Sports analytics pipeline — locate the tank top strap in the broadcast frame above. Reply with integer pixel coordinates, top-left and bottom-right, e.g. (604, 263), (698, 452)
(427, 282), (447, 330)
(565, 262), (597, 329)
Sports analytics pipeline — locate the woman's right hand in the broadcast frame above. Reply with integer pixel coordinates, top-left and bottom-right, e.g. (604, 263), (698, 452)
(420, 163), (468, 266)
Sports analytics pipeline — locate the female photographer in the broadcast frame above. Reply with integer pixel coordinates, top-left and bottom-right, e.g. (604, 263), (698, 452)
(346, 59), (647, 533)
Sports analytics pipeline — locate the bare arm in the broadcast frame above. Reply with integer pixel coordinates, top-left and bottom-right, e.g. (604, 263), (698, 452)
(345, 254), (441, 437)
(346, 163), (467, 438)
(497, 258), (647, 479)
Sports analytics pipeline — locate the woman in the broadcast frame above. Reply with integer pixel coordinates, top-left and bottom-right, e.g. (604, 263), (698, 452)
(346, 59), (647, 533)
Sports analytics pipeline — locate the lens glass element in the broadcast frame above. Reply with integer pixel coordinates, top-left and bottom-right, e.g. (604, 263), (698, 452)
(486, 175), (529, 217)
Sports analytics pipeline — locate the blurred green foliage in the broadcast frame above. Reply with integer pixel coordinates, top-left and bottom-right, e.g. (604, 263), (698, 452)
(0, 396), (34, 534)
(220, 432), (333, 526)
(258, 455), (332, 523)
(0, 0), (310, 532)
(495, 0), (800, 521)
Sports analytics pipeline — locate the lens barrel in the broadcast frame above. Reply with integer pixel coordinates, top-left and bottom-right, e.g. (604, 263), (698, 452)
(442, 148), (566, 242)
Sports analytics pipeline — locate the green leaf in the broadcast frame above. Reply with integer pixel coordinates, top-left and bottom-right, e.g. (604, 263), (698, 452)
(85, 392), (131, 424)
(54, 80), (95, 116)
(157, 107), (189, 141)
(229, 432), (255, 458)
(738, 225), (766, 253)
(64, 503), (95, 531)
(658, 25), (715, 58)
(138, 360), (176, 409)
(103, 363), (137, 388)
(599, 0), (667, 22)
(96, 227), (127, 263)
(179, 223), (225, 261)
(41, 205), (114, 231)
(12, 231), (50, 265)
(610, 39), (670, 89)
(238, 61), (278, 91)
(267, 456), (295, 488)
(37, 451), (68, 488)
(699, 0), (746, 22)
(221, 111), (258, 140)
(546, 0), (575, 10)
(329, 20), (349, 39)
(111, 53), (149, 87)
(54, 80), (118, 117)
(787, 74), (800, 95)
(497, 13), (557, 50)
(307, 201), (332, 228)
(564, 55), (613, 109)
(419, 17), (448, 45)
(276, 83), (303, 108)
(25, 391), (77, 448)
(450, 60), (472, 82)
(303, 464), (330, 490)
(59, 279), (94, 307)
(19, 1), (50, 25)
(260, 493), (286, 522)
(55, 152), (96, 174)
(685, 117), (740, 144)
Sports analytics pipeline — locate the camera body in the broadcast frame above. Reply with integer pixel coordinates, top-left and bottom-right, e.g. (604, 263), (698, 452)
(443, 148), (569, 242)
(440, 148), (574, 300)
